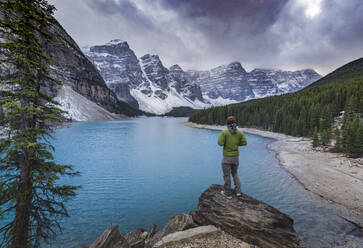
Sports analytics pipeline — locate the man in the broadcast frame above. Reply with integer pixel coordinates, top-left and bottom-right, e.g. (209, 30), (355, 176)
(218, 116), (247, 199)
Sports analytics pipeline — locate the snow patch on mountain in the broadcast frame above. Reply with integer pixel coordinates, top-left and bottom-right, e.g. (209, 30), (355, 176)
(130, 88), (208, 115)
(55, 86), (122, 121)
(203, 95), (239, 106)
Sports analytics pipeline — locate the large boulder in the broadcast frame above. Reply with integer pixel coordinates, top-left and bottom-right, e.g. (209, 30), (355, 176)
(90, 225), (130, 248)
(123, 224), (158, 248)
(154, 225), (258, 248)
(146, 224), (157, 240)
(125, 228), (148, 248)
(145, 214), (195, 247)
(153, 225), (220, 247)
(190, 184), (300, 248)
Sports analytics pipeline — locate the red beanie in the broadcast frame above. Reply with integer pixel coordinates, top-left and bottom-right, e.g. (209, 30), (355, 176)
(226, 116), (236, 125)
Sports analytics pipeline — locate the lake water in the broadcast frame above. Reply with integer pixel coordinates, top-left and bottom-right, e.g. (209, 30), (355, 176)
(2, 117), (360, 247)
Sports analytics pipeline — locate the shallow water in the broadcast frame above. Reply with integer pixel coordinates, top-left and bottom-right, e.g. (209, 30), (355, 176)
(1, 117), (360, 247)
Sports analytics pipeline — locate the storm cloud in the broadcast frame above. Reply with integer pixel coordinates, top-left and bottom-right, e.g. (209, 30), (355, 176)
(51, 0), (363, 75)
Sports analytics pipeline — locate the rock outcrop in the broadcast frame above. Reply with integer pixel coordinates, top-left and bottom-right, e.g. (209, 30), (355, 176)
(153, 225), (220, 247)
(90, 225), (129, 248)
(90, 185), (301, 248)
(125, 228), (148, 248)
(190, 184), (300, 248)
(154, 225), (258, 248)
(145, 214), (195, 247)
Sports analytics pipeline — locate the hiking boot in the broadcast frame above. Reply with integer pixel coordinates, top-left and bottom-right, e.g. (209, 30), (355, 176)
(220, 190), (232, 199)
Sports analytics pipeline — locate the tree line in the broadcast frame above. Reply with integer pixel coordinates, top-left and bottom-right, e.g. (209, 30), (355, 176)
(189, 76), (363, 157)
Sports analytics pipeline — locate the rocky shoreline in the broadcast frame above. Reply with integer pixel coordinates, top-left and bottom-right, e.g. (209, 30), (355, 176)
(89, 184), (301, 248)
(183, 122), (363, 226)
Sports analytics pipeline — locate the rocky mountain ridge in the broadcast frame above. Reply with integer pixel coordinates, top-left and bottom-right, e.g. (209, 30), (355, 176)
(84, 39), (321, 114)
(188, 63), (321, 103)
(84, 40), (208, 115)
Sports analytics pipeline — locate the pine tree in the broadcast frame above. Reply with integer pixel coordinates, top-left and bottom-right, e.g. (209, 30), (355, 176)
(321, 129), (329, 146)
(342, 118), (360, 157)
(326, 128), (332, 145)
(312, 127), (319, 148)
(349, 119), (360, 158)
(0, 1), (79, 247)
(0, 104), (4, 122)
(357, 124), (363, 157)
(334, 128), (342, 151)
(342, 118), (350, 152)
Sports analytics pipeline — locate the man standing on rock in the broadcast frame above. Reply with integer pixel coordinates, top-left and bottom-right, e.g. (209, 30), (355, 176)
(218, 116), (247, 199)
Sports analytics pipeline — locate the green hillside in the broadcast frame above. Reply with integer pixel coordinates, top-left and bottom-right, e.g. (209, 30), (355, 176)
(189, 58), (363, 157)
(306, 57), (363, 88)
(114, 101), (146, 117)
(163, 107), (197, 117)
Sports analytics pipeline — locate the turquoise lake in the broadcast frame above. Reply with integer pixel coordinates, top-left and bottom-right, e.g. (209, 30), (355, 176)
(2, 117), (359, 247)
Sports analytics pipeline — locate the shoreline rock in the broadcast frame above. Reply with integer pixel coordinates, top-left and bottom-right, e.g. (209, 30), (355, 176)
(153, 225), (219, 247)
(191, 184), (300, 248)
(125, 228), (148, 248)
(153, 225), (258, 248)
(145, 214), (195, 247)
(89, 225), (129, 248)
(89, 185), (299, 248)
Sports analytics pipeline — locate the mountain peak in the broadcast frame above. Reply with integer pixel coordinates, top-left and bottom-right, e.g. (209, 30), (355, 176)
(211, 61), (246, 74)
(169, 64), (183, 71)
(89, 40), (132, 56)
(295, 68), (319, 74)
(140, 54), (160, 61)
(107, 39), (127, 46)
(228, 61), (246, 73)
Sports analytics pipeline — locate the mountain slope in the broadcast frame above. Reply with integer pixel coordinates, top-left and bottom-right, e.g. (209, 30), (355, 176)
(42, 21), (143, 118)
(0, 8), (142, 121)
(306, 57), (363, 88)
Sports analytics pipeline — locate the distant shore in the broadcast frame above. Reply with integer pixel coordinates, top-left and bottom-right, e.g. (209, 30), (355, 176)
(183, 122), (363, 225)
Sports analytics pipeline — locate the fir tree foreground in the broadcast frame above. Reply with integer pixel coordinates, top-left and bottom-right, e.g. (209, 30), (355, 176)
(0, 1), (79, 247)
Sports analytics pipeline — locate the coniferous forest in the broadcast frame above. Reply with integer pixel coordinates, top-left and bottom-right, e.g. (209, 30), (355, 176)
(189, 58), (363, 158)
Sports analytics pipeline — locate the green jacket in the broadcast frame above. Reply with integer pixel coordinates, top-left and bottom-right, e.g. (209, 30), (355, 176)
(218, 129), (247, 156)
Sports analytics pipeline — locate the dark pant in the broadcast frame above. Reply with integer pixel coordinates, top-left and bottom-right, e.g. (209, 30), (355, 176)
(222, 156), (241, 192)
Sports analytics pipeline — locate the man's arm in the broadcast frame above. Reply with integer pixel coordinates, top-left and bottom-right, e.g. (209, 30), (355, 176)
(239, 131), (247, 146)
(218, 131), (225, 146)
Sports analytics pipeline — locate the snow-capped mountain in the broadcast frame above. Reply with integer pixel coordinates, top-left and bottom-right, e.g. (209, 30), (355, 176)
(84, 39), (322, 114)
(188, 63), (322, 104)
(83, 40), (142, 108)
(246, 68), (321, 98)
(84, 40), (208, 114)
(0, 16), (139, 121)
(187, 62), (253, 104)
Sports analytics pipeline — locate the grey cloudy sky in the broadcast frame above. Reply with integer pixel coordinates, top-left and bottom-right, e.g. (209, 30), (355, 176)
(51, 0), (363, 75)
